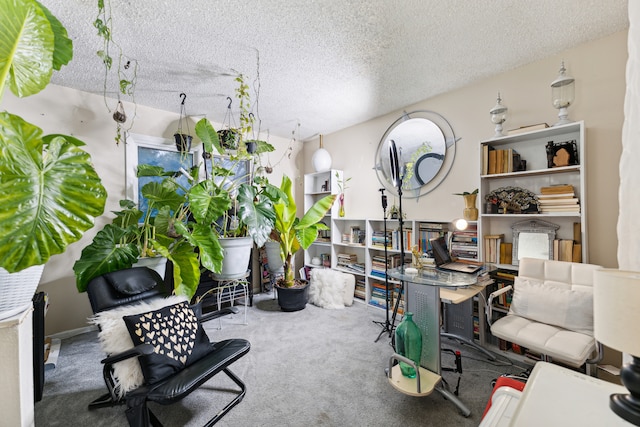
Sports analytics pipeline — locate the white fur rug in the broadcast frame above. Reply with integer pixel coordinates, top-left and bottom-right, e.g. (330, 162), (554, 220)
(308, 269), (354, 309)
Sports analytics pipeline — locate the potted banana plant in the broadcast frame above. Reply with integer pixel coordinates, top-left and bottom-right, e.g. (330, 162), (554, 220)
(270, 175), (336, 311)
(0, 0), (107, 319)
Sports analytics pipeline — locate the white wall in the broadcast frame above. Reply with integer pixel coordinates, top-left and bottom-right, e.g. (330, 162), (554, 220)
(306, 31), (627, 270)
(1, 85), (297, 334)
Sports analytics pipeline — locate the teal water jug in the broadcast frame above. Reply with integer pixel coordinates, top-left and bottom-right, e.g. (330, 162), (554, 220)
(394, 312), (422, 378)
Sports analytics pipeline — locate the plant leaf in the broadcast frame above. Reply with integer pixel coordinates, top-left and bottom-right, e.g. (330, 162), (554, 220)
(0, 112), (107, 273)
(0, 0), (53, 98)
(195, 118), (223, 155)
(72, 224), (139, 293)
(34, 0), (73, 71)
(237, 183), (276, 247)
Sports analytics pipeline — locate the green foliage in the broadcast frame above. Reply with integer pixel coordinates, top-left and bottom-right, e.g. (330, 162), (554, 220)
(0, 0), (106, 274)
(271, 175), (336, 288)
(453, 188), (478, 196)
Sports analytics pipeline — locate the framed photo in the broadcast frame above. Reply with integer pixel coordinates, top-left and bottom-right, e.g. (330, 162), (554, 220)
(546, 140), (579, 168)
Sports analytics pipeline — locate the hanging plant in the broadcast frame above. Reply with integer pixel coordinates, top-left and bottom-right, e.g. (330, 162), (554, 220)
(173, 93), (192, 152)
(94, 0), (138, 145)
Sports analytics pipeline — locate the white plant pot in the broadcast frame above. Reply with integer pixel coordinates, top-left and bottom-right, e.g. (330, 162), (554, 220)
(0, 265), (45, 321)
(264, 240), (284, 272)
(133, 256), (168, 279)
(215, 237), (253, 280)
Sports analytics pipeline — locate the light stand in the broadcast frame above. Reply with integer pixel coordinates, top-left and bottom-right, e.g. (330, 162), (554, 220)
(374, 188), (394, 342)
(387, 140), (407, 347)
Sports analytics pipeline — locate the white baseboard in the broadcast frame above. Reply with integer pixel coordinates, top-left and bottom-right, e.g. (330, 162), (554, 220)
(48, 325), (97, 340)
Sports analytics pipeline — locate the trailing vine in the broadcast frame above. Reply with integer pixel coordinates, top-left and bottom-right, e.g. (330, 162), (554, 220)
(94, 0), (138, 145)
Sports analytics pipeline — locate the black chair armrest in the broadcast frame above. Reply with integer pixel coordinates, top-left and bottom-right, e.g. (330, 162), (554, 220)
(101, 344), (154, 366)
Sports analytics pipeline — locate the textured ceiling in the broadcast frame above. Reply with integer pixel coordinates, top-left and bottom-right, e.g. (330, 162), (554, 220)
(43, 0), (629, 140)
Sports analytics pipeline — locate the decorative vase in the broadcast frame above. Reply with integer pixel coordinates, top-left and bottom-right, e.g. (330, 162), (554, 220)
(338, 193), (345, 217)
(312, 134), (332, 172)
(394, 312), (422, 378)
(463, 194), (478, 221)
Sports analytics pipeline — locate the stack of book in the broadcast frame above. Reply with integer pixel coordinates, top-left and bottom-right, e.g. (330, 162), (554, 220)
(371, 229), (391, 248)
(450, 223), (479, 261)
(354, 278), (366, 300)
(369, 281), (392, 309)
(537, 184), (580, 213)
(370, 254), (403, 278)
(337, 253), (364, 274)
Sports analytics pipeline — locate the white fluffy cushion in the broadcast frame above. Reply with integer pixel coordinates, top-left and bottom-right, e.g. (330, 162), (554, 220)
(308, 269), (355, 309)
(508, 277), (593, 335)
(88, 295), (188, 398)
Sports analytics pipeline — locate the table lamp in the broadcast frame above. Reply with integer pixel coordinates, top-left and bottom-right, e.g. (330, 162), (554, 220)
(594, 268), (640, 426)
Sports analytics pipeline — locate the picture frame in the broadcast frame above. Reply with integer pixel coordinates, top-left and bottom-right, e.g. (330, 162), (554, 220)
(546, 139), (579, 168)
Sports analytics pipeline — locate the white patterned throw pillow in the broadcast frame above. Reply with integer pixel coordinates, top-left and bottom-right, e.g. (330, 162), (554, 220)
(88, 295), (188, 398)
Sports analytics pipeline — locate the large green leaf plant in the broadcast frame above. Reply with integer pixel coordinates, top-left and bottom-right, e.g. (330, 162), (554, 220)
(271, 175), (336, 288)
(0, 0), (107, 273)
(73, 165), (231, 299)
(195, 117), (283, 246)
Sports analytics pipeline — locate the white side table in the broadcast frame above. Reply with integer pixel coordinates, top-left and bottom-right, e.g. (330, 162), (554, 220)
(211, 271), (250, 328)
(0, 307), (34, 427)
(510, 361), (633, 426)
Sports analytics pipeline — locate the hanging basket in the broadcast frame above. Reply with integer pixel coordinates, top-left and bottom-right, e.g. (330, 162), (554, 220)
(0, 265), (45, 321)
(174, 133), (192, 152)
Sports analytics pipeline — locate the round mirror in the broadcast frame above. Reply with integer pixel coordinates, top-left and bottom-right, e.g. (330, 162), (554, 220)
(375, 110), (458, 198)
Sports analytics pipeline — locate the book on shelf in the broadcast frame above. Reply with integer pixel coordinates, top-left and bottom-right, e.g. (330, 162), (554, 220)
(349, 226), (365, 245)
(553, 239), (575, 262)
(540, 184), (574, 195)
(483, 234), (504, 263)
(539, 205), (580, 213)
(536, 197), (579, 205)
(484, 147), (522, 174)
(573, 222), (582, 244)
(499, 242), (513, 265)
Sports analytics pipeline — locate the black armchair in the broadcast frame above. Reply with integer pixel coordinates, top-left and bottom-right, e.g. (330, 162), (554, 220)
(86, 266), (251, 426)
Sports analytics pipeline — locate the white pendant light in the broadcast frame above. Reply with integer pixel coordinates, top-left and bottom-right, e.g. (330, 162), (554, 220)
(312, 134), (332, 172)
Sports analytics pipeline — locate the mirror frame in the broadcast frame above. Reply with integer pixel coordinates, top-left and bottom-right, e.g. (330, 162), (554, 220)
(511, 219), (560, 266)
(374, 110), (458, 199)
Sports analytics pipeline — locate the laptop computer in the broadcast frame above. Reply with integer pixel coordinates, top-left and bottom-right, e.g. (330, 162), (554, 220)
(429, 236), (482, 274)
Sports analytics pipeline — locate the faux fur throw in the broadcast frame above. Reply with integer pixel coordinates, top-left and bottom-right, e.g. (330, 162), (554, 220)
(88, 295), (188, 398)
(308, 269), (349, 309)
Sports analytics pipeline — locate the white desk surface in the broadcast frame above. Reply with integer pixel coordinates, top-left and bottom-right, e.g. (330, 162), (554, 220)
(439, 283), (486, 304)
(510, 362), (632, 426)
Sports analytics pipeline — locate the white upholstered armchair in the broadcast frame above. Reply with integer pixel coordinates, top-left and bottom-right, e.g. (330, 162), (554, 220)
(487, 258), (603, 370)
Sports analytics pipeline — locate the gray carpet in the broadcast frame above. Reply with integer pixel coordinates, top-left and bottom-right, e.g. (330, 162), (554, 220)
(35, 293), (529, 426)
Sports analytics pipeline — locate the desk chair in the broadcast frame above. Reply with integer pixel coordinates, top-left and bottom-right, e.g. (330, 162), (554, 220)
(86, 266), (250, 426)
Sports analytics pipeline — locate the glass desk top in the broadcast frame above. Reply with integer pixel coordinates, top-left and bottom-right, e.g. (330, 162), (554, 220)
(387, 265), (494, 288)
